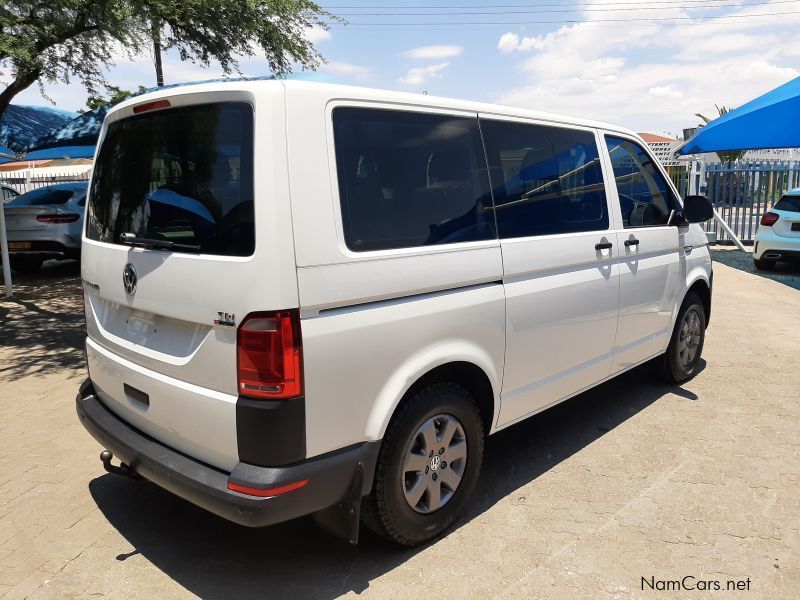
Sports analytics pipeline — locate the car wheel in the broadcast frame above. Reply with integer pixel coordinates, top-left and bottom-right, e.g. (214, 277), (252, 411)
(10, 257), (44, 274)
(662, 292), (706, 384)
(362, 382), (484, 546)
(754, 257), (775, 271)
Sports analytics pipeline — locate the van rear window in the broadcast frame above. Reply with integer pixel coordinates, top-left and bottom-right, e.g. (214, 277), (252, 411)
(332, 107), (495, 252)
(87, 102), (254, 256)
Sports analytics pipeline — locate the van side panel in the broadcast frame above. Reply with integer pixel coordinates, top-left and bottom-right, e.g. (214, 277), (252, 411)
(300, 284), (506, 457)
(285, 86), (506, 457)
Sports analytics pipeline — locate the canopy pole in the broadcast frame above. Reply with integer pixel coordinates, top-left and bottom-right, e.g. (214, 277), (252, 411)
(712, 208), (747, 252)
(0, 202), (12, 297)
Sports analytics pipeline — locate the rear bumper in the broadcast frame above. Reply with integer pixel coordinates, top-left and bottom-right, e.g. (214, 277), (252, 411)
(76, 379), (379, 528)
(6, 238), (80, 259)
(753, 229), (800, 260)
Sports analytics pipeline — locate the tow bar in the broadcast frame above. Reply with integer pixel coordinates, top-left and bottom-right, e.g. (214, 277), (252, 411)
(100, 450), (142, 480)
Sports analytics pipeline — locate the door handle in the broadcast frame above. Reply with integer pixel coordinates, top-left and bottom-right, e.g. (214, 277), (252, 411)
(595, 242), (613, 250)
(624, 238), (640, 247)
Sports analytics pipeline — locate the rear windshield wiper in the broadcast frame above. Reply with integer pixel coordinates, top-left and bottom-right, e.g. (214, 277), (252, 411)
(119, 233), (201, 252)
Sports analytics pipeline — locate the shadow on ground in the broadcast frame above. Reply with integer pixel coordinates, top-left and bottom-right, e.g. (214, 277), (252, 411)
(0, 260), (84, 380)
(90, 361), (701, 600)
(710, 247), (800, 291)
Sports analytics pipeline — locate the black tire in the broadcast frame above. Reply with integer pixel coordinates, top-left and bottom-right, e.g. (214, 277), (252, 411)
(362, 382), (484, 546)
(662, 292), (706, 384)
(754, 257), (776, 271)
(10, 257), (43, 274)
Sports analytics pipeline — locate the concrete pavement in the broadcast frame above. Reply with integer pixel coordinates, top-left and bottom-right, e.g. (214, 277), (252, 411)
(0, 259), (798, 599)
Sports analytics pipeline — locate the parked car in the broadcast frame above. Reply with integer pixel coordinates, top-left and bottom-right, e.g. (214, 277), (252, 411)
(75, 81), (714, 546)
(1, 184), (19, 204)
(753, 188), (800, 270)
(2, 182), (88, 272)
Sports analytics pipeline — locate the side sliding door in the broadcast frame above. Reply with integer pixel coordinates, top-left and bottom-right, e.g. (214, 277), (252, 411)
(480, 116), (621, 428)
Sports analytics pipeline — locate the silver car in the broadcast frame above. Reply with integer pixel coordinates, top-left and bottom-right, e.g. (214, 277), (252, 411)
(3, 182), (88, 273)
(2, 184), (20, 204)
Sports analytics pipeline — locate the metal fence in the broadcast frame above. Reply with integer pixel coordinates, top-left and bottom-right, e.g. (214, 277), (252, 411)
(669, 160), (800, 243)
(1, 170), (91, 195)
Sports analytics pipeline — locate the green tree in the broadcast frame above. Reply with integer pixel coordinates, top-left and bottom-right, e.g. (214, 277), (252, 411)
(0, 1), (336, 120)
(80, 85), (147, 113)
(695, 105), (746, 163)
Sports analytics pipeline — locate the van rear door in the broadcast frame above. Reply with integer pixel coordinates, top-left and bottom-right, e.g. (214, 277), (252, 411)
(82, 88), (298, 471)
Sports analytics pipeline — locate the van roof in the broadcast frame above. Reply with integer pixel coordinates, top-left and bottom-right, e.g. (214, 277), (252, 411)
(110, 78), (638, 138)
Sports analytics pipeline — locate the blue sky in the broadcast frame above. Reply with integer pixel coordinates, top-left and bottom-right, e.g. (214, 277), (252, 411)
(13, 0), (800, 135)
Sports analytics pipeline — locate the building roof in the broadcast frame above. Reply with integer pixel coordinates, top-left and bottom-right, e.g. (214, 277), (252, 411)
(638, 132), (677, 143)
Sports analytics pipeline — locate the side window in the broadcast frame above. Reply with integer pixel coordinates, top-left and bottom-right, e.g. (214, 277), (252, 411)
(480, 119), (608, 239)
(332, 107), (495, 252)
(604, 136), (677, 228)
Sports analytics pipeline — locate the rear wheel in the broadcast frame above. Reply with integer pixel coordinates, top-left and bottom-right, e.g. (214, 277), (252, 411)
(10, 257), (43, 274)
(754, 257), (776, 271)
(362, 382), (484, 546)
(662, 292), (706, 384)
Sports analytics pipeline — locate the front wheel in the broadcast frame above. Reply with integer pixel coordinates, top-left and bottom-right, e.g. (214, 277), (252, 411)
(361, 382), (484, 546)
(662, 292), (706, 384)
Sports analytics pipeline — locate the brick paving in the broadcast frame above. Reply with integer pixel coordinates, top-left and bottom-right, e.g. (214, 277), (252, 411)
(0, 258), (799, 599)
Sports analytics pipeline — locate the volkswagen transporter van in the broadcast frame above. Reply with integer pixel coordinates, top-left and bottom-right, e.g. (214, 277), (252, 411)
(76, 81), (714, 546)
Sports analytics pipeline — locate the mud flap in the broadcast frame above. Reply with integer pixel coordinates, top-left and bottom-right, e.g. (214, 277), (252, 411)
(313, 461), (365, 544)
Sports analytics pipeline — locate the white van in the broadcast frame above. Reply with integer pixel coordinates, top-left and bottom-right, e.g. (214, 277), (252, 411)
(76, 80), (714, 546)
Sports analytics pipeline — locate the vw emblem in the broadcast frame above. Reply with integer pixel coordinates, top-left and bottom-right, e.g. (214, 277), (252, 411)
(430, 455), (441, 471)
(122, 263), (137, 296)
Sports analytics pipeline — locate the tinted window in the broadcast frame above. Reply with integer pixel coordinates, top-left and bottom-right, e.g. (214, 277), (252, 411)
(605, 136), (676, 228)
(87, 103), (254, 256)
(481, 120), (608, 238)
(775, 194), (800, 212)
(7, 187), (74, 206)
(332, 107), (495, 251)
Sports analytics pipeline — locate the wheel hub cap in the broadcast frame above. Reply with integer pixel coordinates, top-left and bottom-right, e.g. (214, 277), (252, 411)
(678, 308), (702, 367)
(402, 413), (467, 514)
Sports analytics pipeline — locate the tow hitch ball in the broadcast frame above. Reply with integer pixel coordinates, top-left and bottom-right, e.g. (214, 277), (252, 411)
(100, 450), (142, 480)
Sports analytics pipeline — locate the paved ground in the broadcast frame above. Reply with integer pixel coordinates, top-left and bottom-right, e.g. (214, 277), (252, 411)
(710, 246), (800, 291)
(0, 257), (799, 599)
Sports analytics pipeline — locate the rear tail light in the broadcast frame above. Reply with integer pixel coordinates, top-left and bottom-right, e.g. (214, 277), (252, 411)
(237, 310), (303, 399)
(761, 212), (779, 226)
(36, 214), (80, 223)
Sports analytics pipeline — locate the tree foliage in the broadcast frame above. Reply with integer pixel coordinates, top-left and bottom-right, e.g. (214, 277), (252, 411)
(81, 85), (146, 113)
(695, 104), (745, 162)
(0, 1), (336, 119)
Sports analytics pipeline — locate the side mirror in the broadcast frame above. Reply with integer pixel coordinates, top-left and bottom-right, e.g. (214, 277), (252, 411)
(682, 195), (714, 223)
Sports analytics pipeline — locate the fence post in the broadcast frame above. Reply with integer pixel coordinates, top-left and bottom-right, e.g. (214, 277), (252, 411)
(0, 202), (12, 297)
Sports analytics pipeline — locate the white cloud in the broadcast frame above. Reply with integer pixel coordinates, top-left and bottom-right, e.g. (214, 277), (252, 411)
(398, 62), (450, 86)
(497, 32), (546, 54)
(305, 25), (331, 44)
(649, 85), (683, 99)
(494, 0), (800, 131)
(323, 61), (370, 80)
(404, 45), (463, 60)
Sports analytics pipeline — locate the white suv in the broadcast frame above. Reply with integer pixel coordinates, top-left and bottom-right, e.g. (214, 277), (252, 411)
(753, 188), (800, 270)
(76, 81), (714, 546)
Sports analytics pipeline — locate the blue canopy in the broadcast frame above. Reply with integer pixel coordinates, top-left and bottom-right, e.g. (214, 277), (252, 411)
(679, 76), (800, 155)
(25, 104), (110, 159)
(0, 144), (18, 164)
